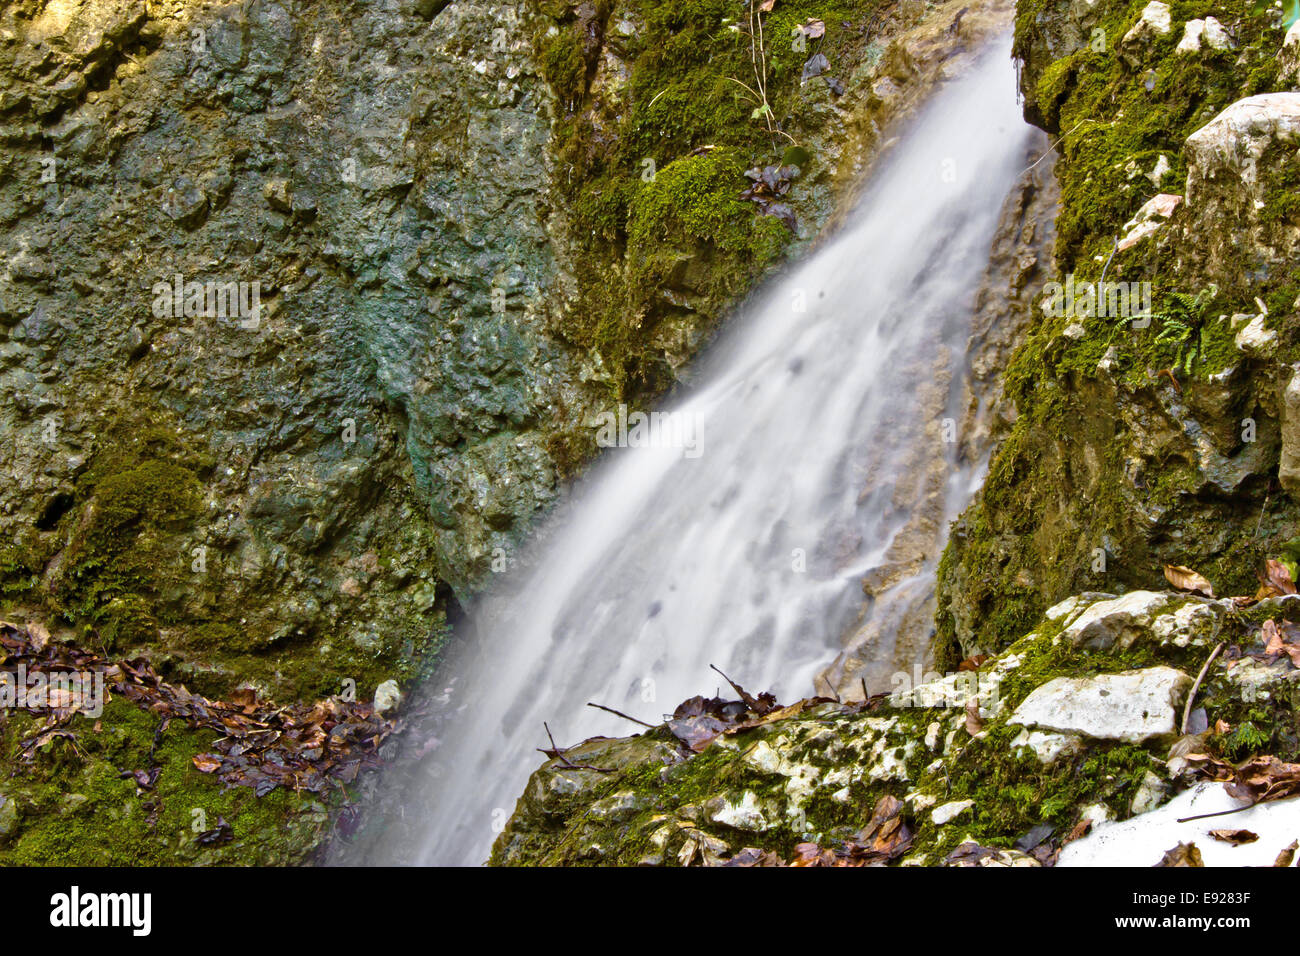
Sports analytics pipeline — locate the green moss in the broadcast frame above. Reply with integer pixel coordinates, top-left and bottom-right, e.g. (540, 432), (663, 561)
(938, 0), (1300, 657)
(536, 0), (884, 400)
(540, 27), (588, 107)
(0, 700), (328, 865)
(58, 459), (202, 648)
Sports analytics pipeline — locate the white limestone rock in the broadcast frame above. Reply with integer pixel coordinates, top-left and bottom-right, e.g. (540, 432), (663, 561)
(1176, 17), (1233, 54)
(1186, 93), (1300, 196)
(1130, 770), (1170, 815)
(372, 679), (403, 715)
(1010, 728), (1084, 764)
(1117, 192), (1182, 250)
(707, 791), (768, 832)
(1061, 590), (1172, 650)
(1008, 666), (1192, 743)
(1234, 313), (1278, 356)
(1150, 599), (1225, 648)
(931, 800), (975, 825)
(1120, 2), (1172, 66)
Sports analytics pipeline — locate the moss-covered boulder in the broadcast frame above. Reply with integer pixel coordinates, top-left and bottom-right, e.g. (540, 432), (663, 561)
(491, 589), (1300, 865)
(938, 0), (1300, 662)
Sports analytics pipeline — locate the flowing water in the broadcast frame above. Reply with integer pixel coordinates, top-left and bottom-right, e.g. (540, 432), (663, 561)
(354, 38), (1037, 866)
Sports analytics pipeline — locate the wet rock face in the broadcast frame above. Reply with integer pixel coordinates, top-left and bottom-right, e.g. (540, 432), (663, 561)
(1281, 368), (1300, 497)
(2, 0), (1032, 703)
(491, 589), (1300, 866)
(0, 0), (586, 698)
(816, 137), (1059, 699)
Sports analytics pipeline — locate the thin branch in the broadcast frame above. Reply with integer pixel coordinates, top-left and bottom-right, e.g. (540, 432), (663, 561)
(539, 721), (615, 773)
(1181, 641), (1224, 735)
(1177, 802), (1254, 824)
(586, 701), (656, 729)
(1022, 118), (1090, 174)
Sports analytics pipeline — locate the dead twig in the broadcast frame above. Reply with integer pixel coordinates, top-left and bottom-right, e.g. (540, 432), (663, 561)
(539, 722), (615, 774)
(1181, 641), (1224, 735)
(1177, 803), (1254, 824)
(586, 701), (656, 729)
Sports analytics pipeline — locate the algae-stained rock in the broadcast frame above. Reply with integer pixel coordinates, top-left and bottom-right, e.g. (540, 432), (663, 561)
(0, 792), (18, 846)
(1281, 20), (1300, 86)
(1281, 367), (1300, 498)
(1009, 667), (1192, 743)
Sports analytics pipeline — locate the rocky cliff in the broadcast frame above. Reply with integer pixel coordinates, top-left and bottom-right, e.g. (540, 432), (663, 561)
(938, 0), (1300, 662)
(0, 0), (1009, 863)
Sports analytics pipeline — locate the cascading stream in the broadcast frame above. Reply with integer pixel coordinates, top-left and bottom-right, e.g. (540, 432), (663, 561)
(355, 37), (1036, 866)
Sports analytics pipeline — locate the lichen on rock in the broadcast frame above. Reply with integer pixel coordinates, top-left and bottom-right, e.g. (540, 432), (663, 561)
(491, 589), (1300, 866)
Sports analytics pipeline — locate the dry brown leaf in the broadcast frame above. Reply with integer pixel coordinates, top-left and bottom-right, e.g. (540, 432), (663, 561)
(1225, 755), (1300, 805)
(1209, 828), (1258, 846)
(1275, 840), (1298, 867)
(1266, 559), (1298, 595)
(1156, 841), (1204, 867)
(1164, 564), (1215, 597)
(27, 621), (49, 651)
(192, 754), (222, 773)
(964, 698), (984, 735)
(1262, 619), (1300, 667)
(1064, 818), (1092, 844)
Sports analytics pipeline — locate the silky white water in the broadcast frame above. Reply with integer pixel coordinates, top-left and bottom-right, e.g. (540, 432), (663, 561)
(357, 39), (1035, 866)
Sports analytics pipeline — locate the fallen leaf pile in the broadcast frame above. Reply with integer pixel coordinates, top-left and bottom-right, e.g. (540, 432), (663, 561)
(1223, 755), (1300, 805)
(661, 665), (876, 754)
(741, 164), (799, 232)
(0, 621), (395, 797)
(1259, 618), (1300, 667)
(791, 794), (913, 866)
(1257, 558), (1298, 600)
(0, 619), (111, 722)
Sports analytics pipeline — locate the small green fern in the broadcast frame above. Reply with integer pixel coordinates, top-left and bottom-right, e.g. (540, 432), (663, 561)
(1150, 286), (1217, 374)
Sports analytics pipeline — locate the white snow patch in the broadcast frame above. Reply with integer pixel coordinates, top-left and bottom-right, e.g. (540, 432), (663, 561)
(1059, 782), (1300, 866)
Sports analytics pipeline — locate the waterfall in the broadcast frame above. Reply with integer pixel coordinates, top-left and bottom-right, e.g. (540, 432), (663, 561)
(349, 37), (1037, 866)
